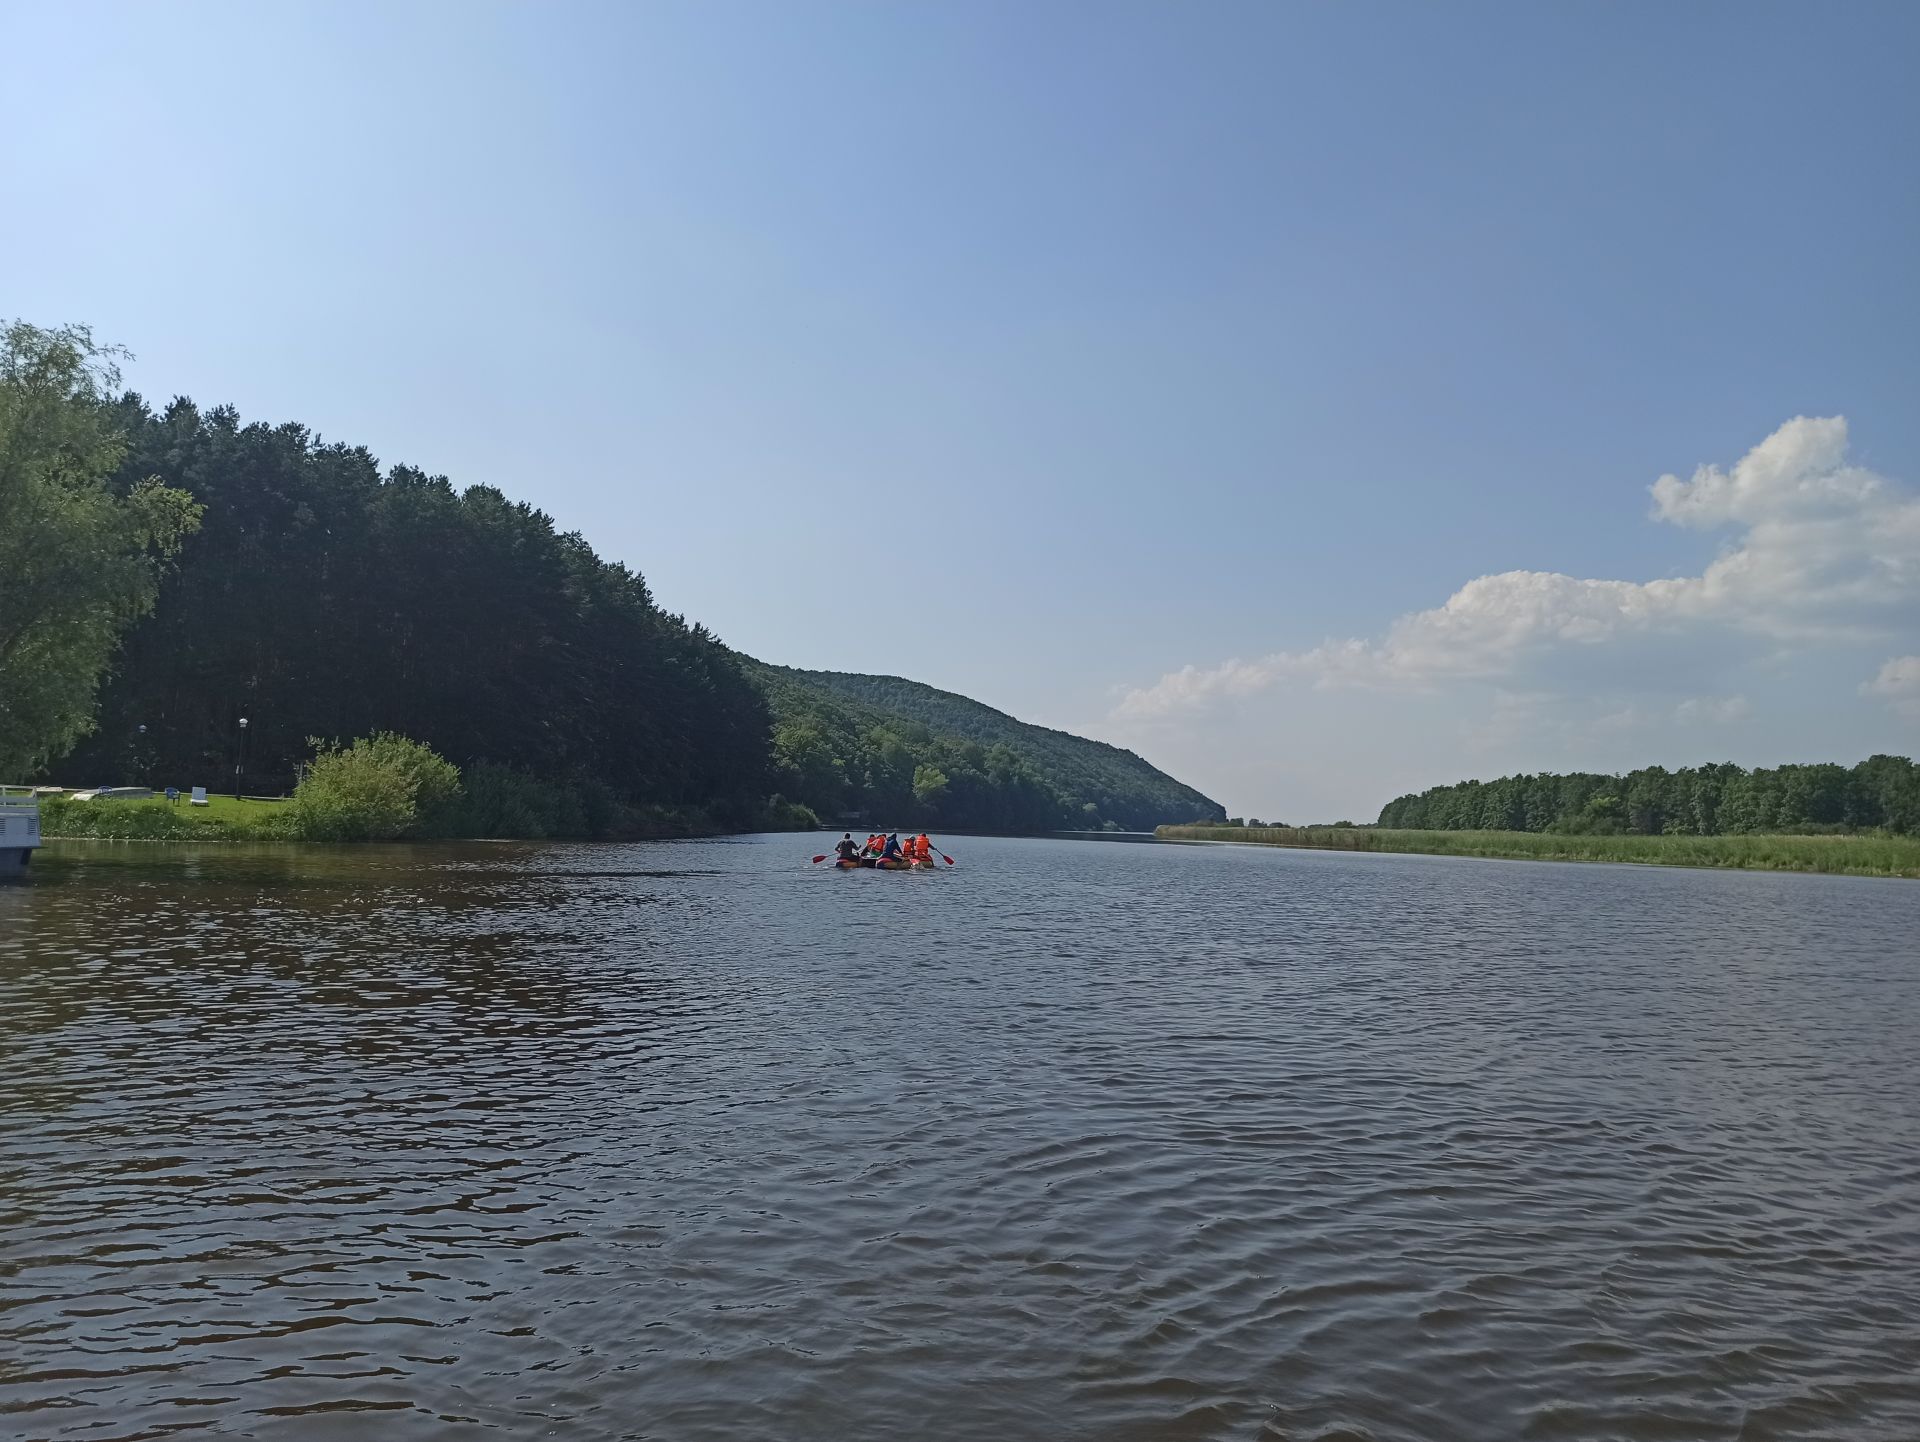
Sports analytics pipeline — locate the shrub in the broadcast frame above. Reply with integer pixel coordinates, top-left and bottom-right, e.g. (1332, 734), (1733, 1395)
(350, 731), (463, 832)
(442, 763), (577, 839)
(291, 733), (461, 841)
(762, 794), (821, 831)
(39, 796), (192, 840)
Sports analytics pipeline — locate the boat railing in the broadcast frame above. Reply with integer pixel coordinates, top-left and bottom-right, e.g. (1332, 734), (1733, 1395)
(1, 785), (42, 864)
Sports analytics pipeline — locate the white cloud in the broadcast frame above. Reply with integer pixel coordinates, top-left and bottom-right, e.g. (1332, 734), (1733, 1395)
(1674, 695), (1751, 725)
(1115, 417), (1920, 721)
(1862, 656), (1920, 720)
(1647, 415), (1875, 527)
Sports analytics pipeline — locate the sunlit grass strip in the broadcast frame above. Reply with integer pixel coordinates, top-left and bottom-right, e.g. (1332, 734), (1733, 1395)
(1154, 825), (1920, 879)
(38, 795), (293, 842)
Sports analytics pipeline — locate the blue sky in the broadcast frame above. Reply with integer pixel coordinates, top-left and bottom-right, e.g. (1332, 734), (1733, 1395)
(5, 0), (1917, 819)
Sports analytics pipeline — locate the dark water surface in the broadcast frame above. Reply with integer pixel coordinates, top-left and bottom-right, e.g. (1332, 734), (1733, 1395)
(3, 835), (1918, 1441)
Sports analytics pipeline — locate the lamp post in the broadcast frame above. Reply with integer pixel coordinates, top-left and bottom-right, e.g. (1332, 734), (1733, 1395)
(234, 717), (249, 800)
(135, 724), (147, 790)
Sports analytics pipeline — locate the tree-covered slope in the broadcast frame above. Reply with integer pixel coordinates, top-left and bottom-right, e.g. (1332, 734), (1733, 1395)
(21, 352), (1219, 838)
(63, 396), (773, 822)
(744, 660), (1225, 831)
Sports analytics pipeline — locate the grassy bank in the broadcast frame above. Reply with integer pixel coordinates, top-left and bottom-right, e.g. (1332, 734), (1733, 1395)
(39, 794), (296, 841)
(1155, 824), (1920, 879)
(37, 793), (737, 844)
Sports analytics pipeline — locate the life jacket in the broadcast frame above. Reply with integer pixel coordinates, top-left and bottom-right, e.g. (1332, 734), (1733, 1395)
(914, 834), (931, 860)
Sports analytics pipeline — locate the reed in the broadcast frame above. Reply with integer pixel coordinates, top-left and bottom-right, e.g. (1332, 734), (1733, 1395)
(1154, 825), (1920, 879)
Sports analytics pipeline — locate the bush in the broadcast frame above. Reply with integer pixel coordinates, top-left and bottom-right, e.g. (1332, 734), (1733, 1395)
(442, 763), (576, 839)
(352, 731), (462, 832)
(290, 733), (461, 840)
(762, 794), (820, 831)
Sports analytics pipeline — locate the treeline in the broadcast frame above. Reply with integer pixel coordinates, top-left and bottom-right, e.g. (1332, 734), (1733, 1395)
(9, 320), (1221, 836)
(64, 396), (773, 828)
(1377, 758), (1920, 836)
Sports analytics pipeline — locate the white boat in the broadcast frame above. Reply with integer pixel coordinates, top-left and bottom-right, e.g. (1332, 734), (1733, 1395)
(1, 786), (42, 876)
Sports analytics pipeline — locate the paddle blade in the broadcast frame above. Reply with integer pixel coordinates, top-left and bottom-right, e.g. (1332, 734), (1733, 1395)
(811, 854), (829, 864)
(940, 852), (956, 866)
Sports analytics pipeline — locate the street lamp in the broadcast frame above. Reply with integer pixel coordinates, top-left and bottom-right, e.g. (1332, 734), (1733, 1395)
(135, 724), (147, 790)
(234, 717), (249, 800)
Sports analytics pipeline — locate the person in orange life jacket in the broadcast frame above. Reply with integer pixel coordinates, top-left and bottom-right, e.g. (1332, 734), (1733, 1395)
(913, 833), (933, 862)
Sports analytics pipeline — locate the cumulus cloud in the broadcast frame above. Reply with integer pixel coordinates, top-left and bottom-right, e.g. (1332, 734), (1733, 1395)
(1862, 656), (1920, 719)
(1646, 415), (1876, 527)
(1115, 417), (1920, 721)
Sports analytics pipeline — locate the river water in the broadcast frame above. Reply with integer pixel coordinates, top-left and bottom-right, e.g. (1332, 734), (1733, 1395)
(3, 834), (1918, 1441)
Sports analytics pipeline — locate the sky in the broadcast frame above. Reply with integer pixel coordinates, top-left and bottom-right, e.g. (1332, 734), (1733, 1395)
(4, 0), (1917, 821)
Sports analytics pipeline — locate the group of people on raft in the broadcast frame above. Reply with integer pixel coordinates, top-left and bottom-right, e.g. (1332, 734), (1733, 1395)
(833, 831), (939, 869)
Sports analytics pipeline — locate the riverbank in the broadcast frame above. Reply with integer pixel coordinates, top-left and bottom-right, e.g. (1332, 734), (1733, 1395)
(36, 794), (746, 844)
(1155, 824), (1920, 879)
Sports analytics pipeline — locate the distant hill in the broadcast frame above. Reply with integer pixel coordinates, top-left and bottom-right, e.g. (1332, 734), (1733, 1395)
(742, 660), (1225, 832)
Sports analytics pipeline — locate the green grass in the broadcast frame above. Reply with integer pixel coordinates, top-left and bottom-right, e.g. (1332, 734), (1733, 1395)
(36, 789), (734, 844)
(1155, 824), (1920, 879)
(39, 793), (294, 842)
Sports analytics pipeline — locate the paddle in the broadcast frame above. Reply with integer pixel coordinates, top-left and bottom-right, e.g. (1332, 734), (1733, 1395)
(811, 854), (829, 864)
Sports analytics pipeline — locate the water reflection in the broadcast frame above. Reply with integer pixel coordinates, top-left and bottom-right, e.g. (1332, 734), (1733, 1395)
(3, 836), (1919, 1440)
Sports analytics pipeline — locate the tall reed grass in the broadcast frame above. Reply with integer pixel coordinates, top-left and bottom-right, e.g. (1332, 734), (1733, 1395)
(1155, 825), (1920, 879)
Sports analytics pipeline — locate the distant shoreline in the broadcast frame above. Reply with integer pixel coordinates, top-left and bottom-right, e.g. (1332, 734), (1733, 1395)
(1155, 824), (1920, 880)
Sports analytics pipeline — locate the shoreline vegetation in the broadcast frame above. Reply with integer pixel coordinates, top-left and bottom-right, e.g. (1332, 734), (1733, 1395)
(32, 734), (807, 845)
(1155, 825), (1920, 879)
(3, 321), (1222, 837)
(34, 795), (728, 845)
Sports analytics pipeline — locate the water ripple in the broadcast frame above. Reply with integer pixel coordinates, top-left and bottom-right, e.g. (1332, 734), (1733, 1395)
(3, 836), (1918, 1439)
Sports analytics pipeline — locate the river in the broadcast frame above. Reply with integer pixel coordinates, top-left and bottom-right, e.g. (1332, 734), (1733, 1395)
(3, 835), (1917, 1440)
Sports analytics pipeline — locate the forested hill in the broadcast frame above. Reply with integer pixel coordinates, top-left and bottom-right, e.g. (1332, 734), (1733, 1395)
(744, 661), (1225, 832)
(64, 396), (773, 822)
(49, 389), (1221, 834)
(1377, 758), (1920, 836)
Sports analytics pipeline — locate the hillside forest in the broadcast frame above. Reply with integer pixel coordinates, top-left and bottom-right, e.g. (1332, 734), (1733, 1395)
(4, 322), (1221, 836)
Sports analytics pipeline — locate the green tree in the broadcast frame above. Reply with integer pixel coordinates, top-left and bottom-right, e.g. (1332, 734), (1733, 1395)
(66, 394), (772, 816)
(0, 322), (200, 777)
(773, 721), (847, 810)
(911, 763), (950, 810)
